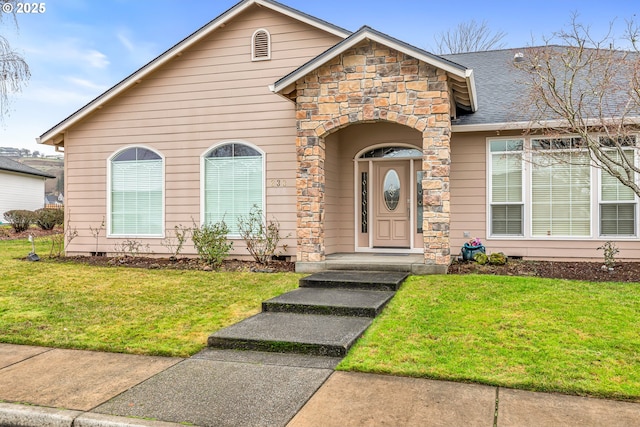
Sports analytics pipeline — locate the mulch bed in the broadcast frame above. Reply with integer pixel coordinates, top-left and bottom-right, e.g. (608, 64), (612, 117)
(448, 259), (640, 283)
(63, 255), (296, 273)
(3, 229), (638, 280)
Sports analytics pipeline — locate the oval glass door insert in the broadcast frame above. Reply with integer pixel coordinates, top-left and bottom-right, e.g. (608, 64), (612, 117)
(383, 169), (400, 211)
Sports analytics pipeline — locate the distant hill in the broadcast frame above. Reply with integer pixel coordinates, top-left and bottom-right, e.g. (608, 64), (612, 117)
(16, 157), (64, 197)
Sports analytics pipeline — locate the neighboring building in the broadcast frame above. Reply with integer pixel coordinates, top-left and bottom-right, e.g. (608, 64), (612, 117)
(0, 157), (55, 221)
(37, 0), (640, 272)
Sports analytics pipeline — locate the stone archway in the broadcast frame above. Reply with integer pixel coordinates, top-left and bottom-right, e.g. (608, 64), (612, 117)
(294, 40), (452, 269)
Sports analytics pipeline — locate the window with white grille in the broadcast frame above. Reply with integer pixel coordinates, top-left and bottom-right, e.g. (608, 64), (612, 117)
(252, 29), (271, 61)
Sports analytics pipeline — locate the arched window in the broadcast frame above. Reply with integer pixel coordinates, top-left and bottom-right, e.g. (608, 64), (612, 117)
(109, 147), (163, 236)
(203, 142), (264, 235)
(251, 29), (271, 61)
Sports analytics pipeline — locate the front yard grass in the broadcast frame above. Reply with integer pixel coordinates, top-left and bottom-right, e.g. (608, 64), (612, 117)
(339, 275), (640, 401)
(0, 238), (300, 357)
(2, 236), (639, 401)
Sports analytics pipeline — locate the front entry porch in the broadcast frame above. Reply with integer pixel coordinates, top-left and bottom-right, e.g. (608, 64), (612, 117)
(296, 253), (442, 275)
(274, 32), (465, 275)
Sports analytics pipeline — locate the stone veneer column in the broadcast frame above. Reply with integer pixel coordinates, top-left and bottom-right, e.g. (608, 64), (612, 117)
(294, 41), (451, 267)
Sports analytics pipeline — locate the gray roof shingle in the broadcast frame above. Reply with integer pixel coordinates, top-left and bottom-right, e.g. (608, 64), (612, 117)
(0, 157), (55, 178)
(443, 48), (529, 126)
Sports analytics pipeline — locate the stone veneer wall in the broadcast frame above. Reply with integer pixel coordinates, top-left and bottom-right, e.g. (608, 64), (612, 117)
(294, 40), (452, 266)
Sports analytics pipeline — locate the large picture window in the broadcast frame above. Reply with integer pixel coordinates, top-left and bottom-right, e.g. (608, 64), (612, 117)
(488, 136), (638, 239)
(203, 142), (263, 235)
(110, 147), (163, 236)
(531, 138), (591, 237)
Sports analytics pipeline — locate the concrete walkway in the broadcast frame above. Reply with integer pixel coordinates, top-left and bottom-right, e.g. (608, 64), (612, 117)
(1, 343), (639, 427)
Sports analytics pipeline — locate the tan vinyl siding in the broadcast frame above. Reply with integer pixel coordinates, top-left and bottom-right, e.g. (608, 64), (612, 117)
(450, 131), (486, 252)
(63, 5), (342, 257)
(450, 131), (640, 261)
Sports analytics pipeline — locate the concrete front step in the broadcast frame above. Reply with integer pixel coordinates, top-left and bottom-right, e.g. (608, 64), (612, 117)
(263, 288), (396, 318)
(299, 270), (409, 291)
(207, 312), (373, 357)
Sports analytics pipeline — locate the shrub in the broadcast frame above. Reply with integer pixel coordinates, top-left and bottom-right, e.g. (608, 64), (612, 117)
(597, 241), (619, 270)
(3, 210), (35, 233)
(113, 239), (150, 258)
(191, 220), (232, 270)
(35, 208), (64, 230)
(473, 252), (489, 265)
(237, 205), (285, 265)
(161, 224), (190, 260)
(489, 252), (507, 265)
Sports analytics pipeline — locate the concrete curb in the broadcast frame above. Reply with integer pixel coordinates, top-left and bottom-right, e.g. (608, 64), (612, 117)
(0, 402), (82, 427)
(0, 403), (196, 427)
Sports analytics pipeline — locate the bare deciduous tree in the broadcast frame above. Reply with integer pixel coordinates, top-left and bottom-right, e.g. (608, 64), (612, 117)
(0, 0), (31, 120)
(514, 14), (640, 196)
(435, 19), (507, 54)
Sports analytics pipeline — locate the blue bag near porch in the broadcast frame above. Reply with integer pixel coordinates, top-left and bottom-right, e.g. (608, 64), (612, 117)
(461, 243), (485, 261)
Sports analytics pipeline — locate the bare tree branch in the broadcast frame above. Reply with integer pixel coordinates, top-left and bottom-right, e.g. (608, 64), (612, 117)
(0, 0), (30, 120)
(515, 14), (640, 197)
(435, 19), (507, 54)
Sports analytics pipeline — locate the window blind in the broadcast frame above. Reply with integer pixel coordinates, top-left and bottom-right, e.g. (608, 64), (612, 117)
(111, 159), (163, 235)
(531, 152), (590, 236)
(204, 155), (262, 234)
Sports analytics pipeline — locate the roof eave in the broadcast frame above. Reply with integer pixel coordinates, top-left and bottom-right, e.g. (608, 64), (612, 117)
(0, 167), (55, 179)
(39, 0), (351, 145)
(465, 69), (478, 113)
(451, 116), (640, 133)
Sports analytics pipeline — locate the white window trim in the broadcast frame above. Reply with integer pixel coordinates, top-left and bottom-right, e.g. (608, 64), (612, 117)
(597, 147), (639, 238)
(486, 135), (640, 241)
(251, 28), (271, 61)
(106, 145), (165, 238)
(486, 137), (525, 238)
(200, 140), (266, 239)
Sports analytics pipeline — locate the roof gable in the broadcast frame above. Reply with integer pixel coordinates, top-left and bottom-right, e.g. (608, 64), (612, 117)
(272, 26), (477, 113)
(38, 0), (351, 147)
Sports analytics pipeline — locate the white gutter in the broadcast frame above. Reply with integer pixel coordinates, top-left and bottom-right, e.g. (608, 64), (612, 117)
(452, 116), (640, 133)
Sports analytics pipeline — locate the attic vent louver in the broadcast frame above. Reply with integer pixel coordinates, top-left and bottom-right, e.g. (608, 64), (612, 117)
(252, 29), (271, 61)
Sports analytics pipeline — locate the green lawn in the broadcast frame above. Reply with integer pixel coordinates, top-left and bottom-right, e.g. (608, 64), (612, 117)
(0, 237), (300, 357)
(339, 274), (640, 401)
(1, 235), (639, 400)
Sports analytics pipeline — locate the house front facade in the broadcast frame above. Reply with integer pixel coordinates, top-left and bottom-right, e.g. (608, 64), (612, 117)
(38, 0), (640, 272)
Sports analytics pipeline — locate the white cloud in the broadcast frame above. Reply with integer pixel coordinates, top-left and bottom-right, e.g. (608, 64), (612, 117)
(21, 85), (95, 106)
(25, 38), (109, 70)
(117, 30), (135, 53)
(114, 27), (158, 67)
(85, 49), (110, 69)
(64, 76), (109, 92)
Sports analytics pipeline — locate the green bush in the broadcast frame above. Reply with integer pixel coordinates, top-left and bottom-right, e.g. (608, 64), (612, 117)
(237, 205), (284, 265)
(489, 252), (508, 265)
(3, 210), (35, 233)
(191, 220), (233, 270)
(473, 252), (489, 265)
(35, 208), (64, 230)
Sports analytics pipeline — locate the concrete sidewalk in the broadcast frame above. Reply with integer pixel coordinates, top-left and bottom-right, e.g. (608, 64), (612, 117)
(0, 343), (639, 427)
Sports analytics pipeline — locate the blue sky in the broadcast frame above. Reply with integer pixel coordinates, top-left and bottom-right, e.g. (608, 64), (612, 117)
(1, 0), (637, 154)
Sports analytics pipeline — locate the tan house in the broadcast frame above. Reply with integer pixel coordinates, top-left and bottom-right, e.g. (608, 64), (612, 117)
(38, 0), (640, 273)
